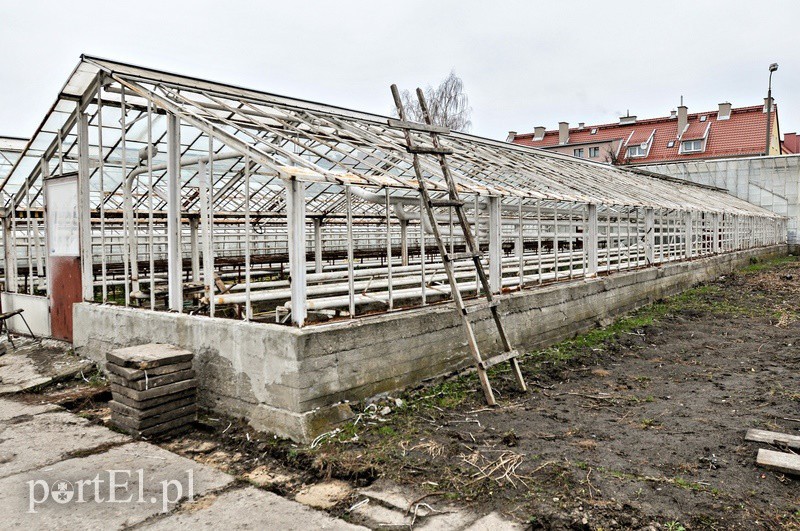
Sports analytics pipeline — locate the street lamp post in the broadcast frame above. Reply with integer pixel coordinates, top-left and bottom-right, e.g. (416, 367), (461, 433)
(765, 63), (778, 155)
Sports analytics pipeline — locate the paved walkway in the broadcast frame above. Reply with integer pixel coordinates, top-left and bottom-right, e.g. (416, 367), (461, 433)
(0, 338), (93, 394)
(0, 397), (365, 530)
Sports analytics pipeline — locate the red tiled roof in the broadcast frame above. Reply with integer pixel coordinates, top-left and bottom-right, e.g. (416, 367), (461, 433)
(512, 104), (774, 164)
(627, 127), (655, 145)
(681, 121), (709, 141)
(783, 133), (799, 154)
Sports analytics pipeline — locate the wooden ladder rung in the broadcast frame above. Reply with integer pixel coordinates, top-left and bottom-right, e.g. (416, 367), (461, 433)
(407, 145), (454, 155)
(444, 251), (481, 263)
(430, 199), (465, 208)
(387, 118), (450, 135)
(390, 82), (527, 405)
(462, 299), (499, 315)
(479, 349), (519, 370)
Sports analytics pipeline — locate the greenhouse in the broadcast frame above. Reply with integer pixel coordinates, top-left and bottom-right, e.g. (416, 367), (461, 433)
(0, 56), (786, 439)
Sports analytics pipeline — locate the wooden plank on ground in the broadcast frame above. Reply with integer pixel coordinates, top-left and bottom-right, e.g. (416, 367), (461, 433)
(756, 449), (800, 476)
(745, 429), (800, 450)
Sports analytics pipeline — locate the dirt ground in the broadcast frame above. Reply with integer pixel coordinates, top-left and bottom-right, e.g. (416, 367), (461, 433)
(40, 255), (800, 530)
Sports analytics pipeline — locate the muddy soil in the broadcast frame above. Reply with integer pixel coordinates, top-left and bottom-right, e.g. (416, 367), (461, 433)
(58, 257), (800, 530)
(305, 258), (800, 530)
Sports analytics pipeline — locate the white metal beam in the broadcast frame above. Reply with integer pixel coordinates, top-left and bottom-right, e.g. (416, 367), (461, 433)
(684, 211), (693, 258)
(77, 111), (94, 302)
(313, 218), (323, 274)
(190, 217), (200, 282)
(586, 204), (598, 277)
(287, 180), (307, 326)
(488, 196), (502, 293)
(166, 114), (183, 312)
(644, 208), (655, 265)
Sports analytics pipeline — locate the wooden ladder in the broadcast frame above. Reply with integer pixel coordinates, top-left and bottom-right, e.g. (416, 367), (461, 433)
(389, 84), (527, 406)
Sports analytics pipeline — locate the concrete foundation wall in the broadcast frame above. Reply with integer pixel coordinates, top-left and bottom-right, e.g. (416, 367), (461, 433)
(74, 244), (786, 442)
(640, 155), (800, 244)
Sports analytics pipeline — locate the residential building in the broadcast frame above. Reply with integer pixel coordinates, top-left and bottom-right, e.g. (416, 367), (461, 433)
(508, 100), (782, 165)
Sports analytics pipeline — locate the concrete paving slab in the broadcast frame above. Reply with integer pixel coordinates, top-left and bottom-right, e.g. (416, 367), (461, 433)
(350, 499), (410, 527)
(0, 441), (233, 529)
(113, 412), (196, 437)
(0, 398), (60, 421)
(0, 338), (93, 394)
(112, 388), (196, 410)
(359, 479), (412, 511)
(464, 512), (526, 530)
(142, 486), (367, 530)
(107, 361), (193, 381)
(107, 369), (196, 391)
(110, 379), (196, 401)
(107, 343), (193, 369)
(415, 510), (480, 531)
(0, 411), (127, 478)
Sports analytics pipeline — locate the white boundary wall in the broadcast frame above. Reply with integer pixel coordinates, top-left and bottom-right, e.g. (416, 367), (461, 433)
(640, 155), (800, 245)
(0, 293), (51, 337)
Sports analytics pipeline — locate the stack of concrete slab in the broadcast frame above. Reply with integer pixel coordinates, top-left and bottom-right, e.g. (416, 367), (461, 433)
(106, 343), (196, 438)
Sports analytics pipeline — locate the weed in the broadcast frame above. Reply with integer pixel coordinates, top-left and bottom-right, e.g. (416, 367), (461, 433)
(664, 522), (686, 531)
(377, 426), (397, 437)
(639, 418), (659, 430)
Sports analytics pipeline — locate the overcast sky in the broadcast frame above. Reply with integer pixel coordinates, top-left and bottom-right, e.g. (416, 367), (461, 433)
(1, 0), (798, 140)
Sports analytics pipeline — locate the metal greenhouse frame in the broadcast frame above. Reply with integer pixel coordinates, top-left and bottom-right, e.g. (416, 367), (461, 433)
(0, 56), (786, 340)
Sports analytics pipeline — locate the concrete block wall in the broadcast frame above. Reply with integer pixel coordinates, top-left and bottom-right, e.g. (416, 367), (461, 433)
(640, 155), (800, 245)
(74, 244), (786, 442)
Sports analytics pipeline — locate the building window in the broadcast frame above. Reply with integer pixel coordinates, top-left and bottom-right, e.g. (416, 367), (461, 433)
(573, 148), (584, 158)
(626, 144), (647, 158)
(588, 147), (600, 158)
(667, 140), (675, 148)
(590, 128), (598, 135)
(681, 139), (703, 153)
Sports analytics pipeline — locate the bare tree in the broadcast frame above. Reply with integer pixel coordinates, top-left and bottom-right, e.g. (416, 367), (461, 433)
(604, 144), (627, 166)
(396, 70), (472, 132)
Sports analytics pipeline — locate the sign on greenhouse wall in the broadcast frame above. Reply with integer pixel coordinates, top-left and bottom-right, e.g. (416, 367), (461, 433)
(46, 176), (79, 257)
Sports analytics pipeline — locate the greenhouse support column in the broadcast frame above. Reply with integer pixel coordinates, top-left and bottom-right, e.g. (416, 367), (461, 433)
(733, 215), (740, 250)
(287, 180), (307, 326)
(3, 216), (16, 293)
(488, 196), (502, 293)
(585, 204), (598, 277)
(77, 111), (94, 302)
(313, 218), (323, 274)
(712, 213), (720, 254)
(166, 114), (183, 312)
(644, 208), (655, 265)
(400, 219), (409, 266)
(190, 217), (200, 282)
(684, 211), (693, 259)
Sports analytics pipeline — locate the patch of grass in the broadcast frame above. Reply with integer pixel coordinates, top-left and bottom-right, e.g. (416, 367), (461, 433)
(664, 522), (686, 531)
(742, 254), (796, 274)
(376, 426), (397, 437)
(84, 369), (107, 388)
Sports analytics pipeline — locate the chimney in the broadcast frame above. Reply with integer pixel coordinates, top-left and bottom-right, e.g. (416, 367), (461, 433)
(677, 105), (688, 136)
(533, 126), (546, 141)
(670, 109), (677, 118)
(506, 131), (517, 142)
(619, 114), (637, 125)
(578, 122), (585, 129)
(763, 97), (773, 113)
(718, 102), (732, 120)
(558, 122), (569, 145)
